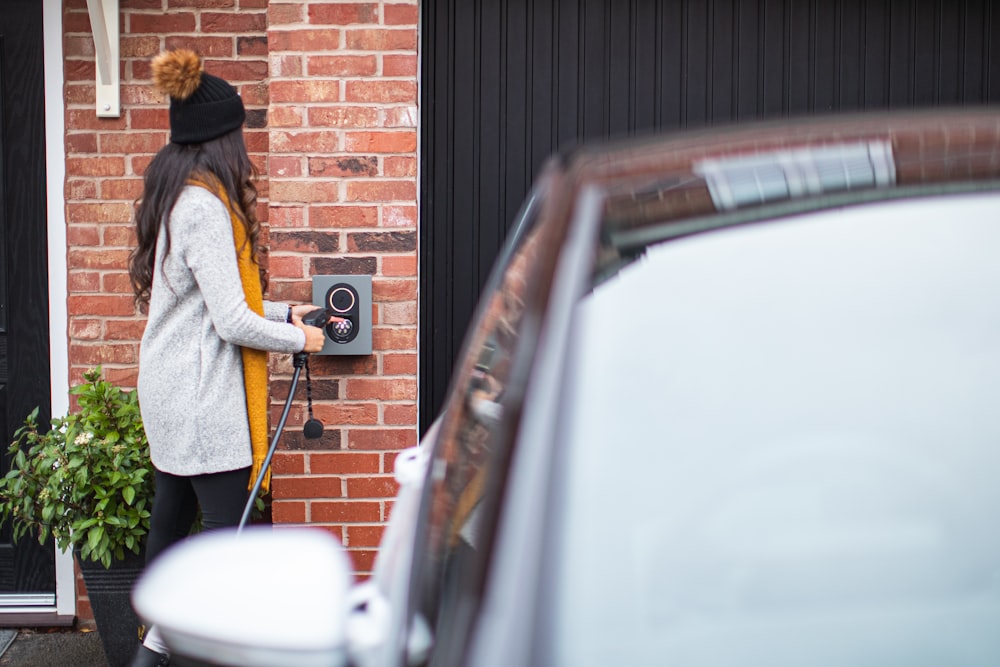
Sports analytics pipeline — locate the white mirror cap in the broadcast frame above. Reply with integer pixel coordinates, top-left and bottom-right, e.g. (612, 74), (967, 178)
(394, 444), (431, 487)
(133, 527), (352, 667)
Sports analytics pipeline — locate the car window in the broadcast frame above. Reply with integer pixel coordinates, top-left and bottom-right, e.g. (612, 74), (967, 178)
(409, 184), (555, 665)
(539, 192), (1000, 666)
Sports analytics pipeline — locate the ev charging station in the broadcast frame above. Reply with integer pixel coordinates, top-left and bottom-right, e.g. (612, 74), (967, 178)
(311, 275), (373, 355)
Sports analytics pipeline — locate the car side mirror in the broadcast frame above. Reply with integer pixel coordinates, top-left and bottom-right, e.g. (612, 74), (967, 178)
(132, 527), (353, 667)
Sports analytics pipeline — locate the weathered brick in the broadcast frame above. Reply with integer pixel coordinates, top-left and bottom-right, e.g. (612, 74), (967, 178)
(383, 54), (417, 77)
(309, 452), (381, 475)
(68, 270), (101, 292)
(344, 80), (416, 104)
(346, 549), (377, 574)
(346, 476), (399, 499)
(271, 500), (307, 523)
(348, 231), (416, 253)
(308, 106), (380, 128)
(66, 157), (126, 178)
(104, 318), (148, 340)
(372, 327), (417, 350)
(312, 256), (378, 276)
(270, 80), (342, 104)
(204, 59), (269, 83)
(309, 3), (378, 25)
(268, 106), (304, 128)
(268, 29), (341, 53)
(372, 278), (417, 301)
(272, 452), (306, 475)
(269, 180), (342, 204)
(66, 132), (97, 153)
(101, 179), (145, 201)
(66, 180), (99, 200)
(384, 156), (417, 177)
(163, 35), (233, 57)
(102, 272), (135, 294)
(344, 28), (417, 51)
(344, 180), (416, 202)
(382, 353), (417, 375)
(69, 318), (102, 341)
(383, 403), (417, 425)
(128, 106), (170, 130)
(238, 35), (269, 57)
(384, 4), (420, 26)
(268, 4), (303, 25)
(380, 301), (417, 326)
(67, 203), (133, 224)
(383, 106), (419, 127)
(66, 225), (101, 247)
(308, 55), (377, 77)
(272, 476), (343, 499)
(309, 156), (378, 178)
(270, 230), (340, 253)
(343, 131), (416, 153)
(312, 403), (379, 426)
(71, 343), (138, 365)
(99, 132), (167, 154)
(129, 12), (196, 33)
(310, 205), (379, 228)
(271, 130), (341, 152)
(345, 379), (416, 401)
(312, 501), (381, 523)
(346, 428), (417, 451)
(201, 12), (267, 33)
(345, 525), (385, 548)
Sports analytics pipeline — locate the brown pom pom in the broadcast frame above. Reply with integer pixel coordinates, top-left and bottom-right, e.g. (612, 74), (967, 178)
(151, 49), (203, 101)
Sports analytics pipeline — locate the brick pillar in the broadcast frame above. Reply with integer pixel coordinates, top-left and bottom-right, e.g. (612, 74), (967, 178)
(266, 1), (419, 575)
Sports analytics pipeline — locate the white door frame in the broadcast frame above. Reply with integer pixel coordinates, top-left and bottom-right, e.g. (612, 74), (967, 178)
(44, 0), (75, 623)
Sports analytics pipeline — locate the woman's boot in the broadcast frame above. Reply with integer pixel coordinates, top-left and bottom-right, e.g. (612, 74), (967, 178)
(129, 644), (170, 666)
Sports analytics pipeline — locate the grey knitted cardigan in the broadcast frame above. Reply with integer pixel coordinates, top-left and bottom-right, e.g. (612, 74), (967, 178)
(137, 185), (306, 476)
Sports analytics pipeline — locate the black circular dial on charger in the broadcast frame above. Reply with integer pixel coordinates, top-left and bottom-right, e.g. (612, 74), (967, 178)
(325, 284), (360, 343)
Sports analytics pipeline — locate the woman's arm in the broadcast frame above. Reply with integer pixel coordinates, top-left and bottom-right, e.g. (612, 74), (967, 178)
(172, 187), (307, 353)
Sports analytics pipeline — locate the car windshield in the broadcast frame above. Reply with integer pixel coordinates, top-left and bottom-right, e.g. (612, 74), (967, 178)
(541, 192), (1000, 666)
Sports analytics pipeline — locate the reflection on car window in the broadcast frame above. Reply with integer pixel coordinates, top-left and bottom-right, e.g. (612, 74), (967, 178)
(543, 193), (1000, 666)
(415, 189), (550, 664)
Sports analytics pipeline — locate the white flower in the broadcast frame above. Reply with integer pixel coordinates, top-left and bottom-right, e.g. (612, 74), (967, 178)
(74, 432), (94, 446)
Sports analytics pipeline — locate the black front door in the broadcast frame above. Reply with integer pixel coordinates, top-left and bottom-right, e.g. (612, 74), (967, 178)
(0, 0), (55, 601)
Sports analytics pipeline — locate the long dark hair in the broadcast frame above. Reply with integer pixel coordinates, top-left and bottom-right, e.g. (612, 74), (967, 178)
(129, 128), (261, 309)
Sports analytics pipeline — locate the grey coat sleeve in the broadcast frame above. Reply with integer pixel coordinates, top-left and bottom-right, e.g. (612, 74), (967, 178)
(172, 189), (306, 354)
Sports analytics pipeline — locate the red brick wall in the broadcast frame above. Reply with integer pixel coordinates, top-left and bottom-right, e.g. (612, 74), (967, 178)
(62, 0), (419, 621)
(265, 0), (419, 574)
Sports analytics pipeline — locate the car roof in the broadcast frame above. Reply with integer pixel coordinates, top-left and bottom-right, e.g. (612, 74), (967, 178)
(541, 108), (1000, 286)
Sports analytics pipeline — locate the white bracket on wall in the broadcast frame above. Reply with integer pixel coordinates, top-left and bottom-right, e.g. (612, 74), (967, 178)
(86, 0), (120, 117)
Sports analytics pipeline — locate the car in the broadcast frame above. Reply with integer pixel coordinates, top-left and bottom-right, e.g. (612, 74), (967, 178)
(134, 109), (1000, 667)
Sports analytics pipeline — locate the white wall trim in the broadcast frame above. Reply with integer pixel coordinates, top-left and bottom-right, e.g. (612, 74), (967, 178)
(42, 0), (75, 618)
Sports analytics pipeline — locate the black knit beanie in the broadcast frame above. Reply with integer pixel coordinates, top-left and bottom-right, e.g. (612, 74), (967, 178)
(151, 49), (246, 145)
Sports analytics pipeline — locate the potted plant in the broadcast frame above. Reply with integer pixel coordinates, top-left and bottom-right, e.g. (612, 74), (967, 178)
(0, 367), (153, 667)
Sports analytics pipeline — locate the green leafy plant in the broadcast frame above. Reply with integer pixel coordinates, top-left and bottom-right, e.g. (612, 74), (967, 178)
(0, 367), (153, 568)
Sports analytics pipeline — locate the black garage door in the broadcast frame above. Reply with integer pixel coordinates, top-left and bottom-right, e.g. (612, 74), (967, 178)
(420, 0), (1000, 430)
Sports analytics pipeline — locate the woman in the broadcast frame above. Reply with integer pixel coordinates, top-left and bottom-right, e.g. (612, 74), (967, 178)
(128, 49), (329, 667)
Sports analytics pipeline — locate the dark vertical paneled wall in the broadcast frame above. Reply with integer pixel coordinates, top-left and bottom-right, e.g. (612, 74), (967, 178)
(420, 0), (1000, 430)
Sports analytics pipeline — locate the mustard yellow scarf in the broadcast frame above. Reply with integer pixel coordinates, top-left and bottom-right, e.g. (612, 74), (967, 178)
(188, 177), (271, 493)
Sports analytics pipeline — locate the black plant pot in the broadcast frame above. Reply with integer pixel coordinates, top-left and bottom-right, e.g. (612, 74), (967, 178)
(76, 548), (146, 667)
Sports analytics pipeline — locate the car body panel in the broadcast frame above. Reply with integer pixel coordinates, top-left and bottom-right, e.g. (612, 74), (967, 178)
(133, 109), (1000, 667)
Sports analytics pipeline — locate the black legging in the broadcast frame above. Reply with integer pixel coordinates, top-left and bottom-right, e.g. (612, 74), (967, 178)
(145, 466), (250, 565)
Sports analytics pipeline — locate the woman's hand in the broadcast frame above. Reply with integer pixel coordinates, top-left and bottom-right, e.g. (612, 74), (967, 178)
(289, 304), (343, 353)
(290, 304), (323, 322)
(294, 321), (327, 353)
